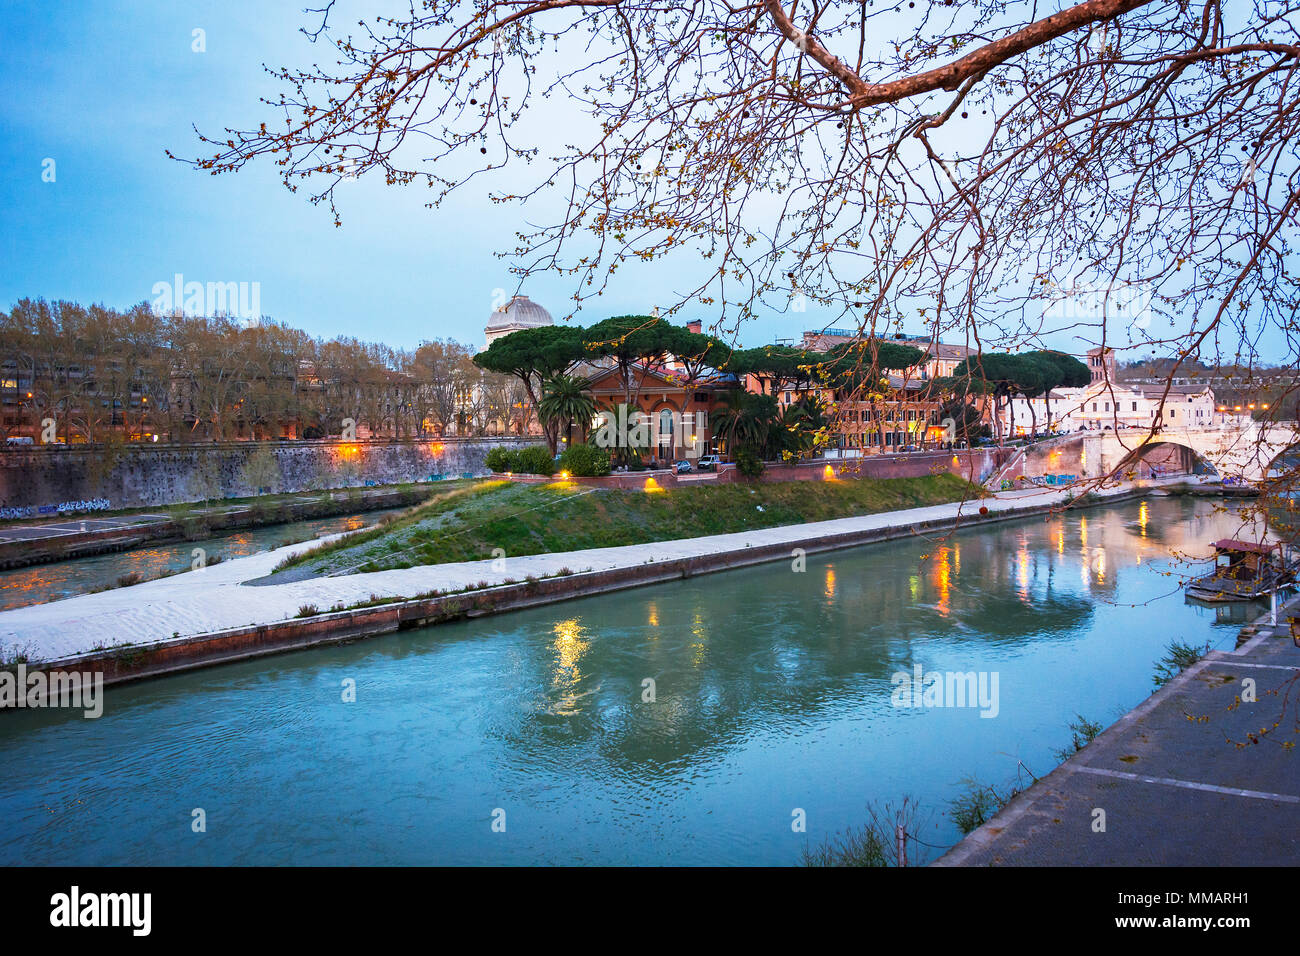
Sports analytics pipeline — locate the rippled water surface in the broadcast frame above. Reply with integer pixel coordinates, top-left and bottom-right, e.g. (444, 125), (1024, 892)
(0, 496), (1264, 865)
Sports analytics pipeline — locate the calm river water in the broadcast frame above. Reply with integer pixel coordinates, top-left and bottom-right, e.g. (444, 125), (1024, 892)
(0, 495), (1265, 865)
(0, 507), (409, 611)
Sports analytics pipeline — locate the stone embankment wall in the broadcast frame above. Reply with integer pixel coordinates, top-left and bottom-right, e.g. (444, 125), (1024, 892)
(0, 438), (527, 512)
(509, 448), (1011, 489)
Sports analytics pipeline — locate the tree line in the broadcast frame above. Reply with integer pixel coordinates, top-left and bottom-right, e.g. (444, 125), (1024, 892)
(0, 298), (530, 442)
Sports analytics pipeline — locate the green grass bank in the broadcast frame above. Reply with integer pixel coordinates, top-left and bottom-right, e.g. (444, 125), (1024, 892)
(267, 472), (982, 581)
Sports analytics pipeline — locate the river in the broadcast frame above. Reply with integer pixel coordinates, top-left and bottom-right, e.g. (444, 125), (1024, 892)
(0, 495), (1267, 865)
(0, 507), (410, 612)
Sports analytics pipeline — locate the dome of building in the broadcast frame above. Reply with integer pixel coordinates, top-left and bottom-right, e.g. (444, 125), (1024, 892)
(486, 295), (553, 332)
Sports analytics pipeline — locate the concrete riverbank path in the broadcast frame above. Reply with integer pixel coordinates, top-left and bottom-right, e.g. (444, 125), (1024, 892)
(936, 604), (1300, 866)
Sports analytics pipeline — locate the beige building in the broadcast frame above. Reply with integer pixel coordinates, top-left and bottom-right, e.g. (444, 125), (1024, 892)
(1002, 347), (1238, 434)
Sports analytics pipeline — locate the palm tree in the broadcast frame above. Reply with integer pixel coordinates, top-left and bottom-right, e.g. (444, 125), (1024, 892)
(538, 374), (596, 453)
(779, 396), (829, 460)
(713, 390), (780, 459)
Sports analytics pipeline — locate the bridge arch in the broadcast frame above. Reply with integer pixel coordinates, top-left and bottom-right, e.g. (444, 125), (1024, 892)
(1265, 442), (1300, 480)
(1112, 440), (1218, 480)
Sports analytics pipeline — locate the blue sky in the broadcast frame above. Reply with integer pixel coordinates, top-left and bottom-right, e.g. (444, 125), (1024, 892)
(1, 2), (1286, 362)
(0, 0), (680, 350)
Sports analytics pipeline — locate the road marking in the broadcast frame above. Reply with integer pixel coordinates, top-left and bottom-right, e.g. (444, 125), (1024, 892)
(1076, 765), (1300, 803)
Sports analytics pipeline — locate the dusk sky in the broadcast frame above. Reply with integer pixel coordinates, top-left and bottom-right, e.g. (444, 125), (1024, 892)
(1, 0), (711, 350)
(2, 1), (1281, 362)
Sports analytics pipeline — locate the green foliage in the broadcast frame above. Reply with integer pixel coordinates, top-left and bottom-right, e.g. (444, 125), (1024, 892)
(485, 446), (514, 472)
(1054, 713), (1105, 761)
(778, 396), (830, 460)
(538, 374), (597, 442)
(281, 473), (979, 577)
(1153, 639), (1211, 688)
(583, 315), (679, 367)
(734, 446), (765, 478)
(472, 325), (586, 384)
(516, 445), (556, 476)
(558, 442), (611, 477)
(713, 389), (780, 458)
(823, 340), (926, 392)
(485, 444), (556, 476)
(948, 777), (1021, 835)
(728, 344), (826, 393)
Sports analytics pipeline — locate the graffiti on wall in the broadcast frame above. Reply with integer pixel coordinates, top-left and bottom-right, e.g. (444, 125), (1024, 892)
(0, 498), (112, 522)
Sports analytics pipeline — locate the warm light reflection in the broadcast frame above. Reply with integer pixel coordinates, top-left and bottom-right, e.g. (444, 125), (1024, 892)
(825, 566), (837, 600)
(647, 603), (659, 628)
(690, 611), (708, 665)
(551, 617), (589, 711)
(933, 547), (951, 617)
(1057, 530), (1065, 555)
(1138, 501), (1149, 537)
(1016, 544), (1030, 601)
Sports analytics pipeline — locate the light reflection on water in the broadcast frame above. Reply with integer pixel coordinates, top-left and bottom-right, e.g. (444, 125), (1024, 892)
(0, 508), (405, 611)
(0, 496), (1270, 866)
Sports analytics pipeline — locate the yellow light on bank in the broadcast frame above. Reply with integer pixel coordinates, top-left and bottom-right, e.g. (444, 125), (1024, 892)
(644, 476), (663, 493)
(823, 464), (835, 479)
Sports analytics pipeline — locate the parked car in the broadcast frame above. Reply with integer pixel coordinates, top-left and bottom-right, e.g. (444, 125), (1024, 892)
(697, 455), (720, 471)
(674, 460), (693, 474)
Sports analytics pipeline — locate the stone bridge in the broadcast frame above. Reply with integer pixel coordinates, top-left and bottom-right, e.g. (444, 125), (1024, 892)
(1017, 422), (1300, 483)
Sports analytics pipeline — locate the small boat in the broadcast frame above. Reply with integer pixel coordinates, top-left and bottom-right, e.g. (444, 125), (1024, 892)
(1185, 539), (1296, 603)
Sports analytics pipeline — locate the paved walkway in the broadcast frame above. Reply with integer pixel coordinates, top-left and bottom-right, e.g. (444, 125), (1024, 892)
(936, 603), (1300, 866)
(2, 479), (1149, 664)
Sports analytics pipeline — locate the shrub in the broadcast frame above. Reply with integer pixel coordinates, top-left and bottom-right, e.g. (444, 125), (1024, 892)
(559, 443), (612, 477)
(1053, 713), (1105, 761)
(948, 781), (1005, 835)
(485, 446), (514, 472)
(735, 447), (765, 479)
(486, 445), (555, 476)
(296, 604), (320, 618)
(1152, 639), (1210, 688)
(515, 445), (557, 476)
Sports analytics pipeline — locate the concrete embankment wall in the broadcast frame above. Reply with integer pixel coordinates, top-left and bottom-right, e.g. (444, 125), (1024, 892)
(0, 438), (527, 512)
